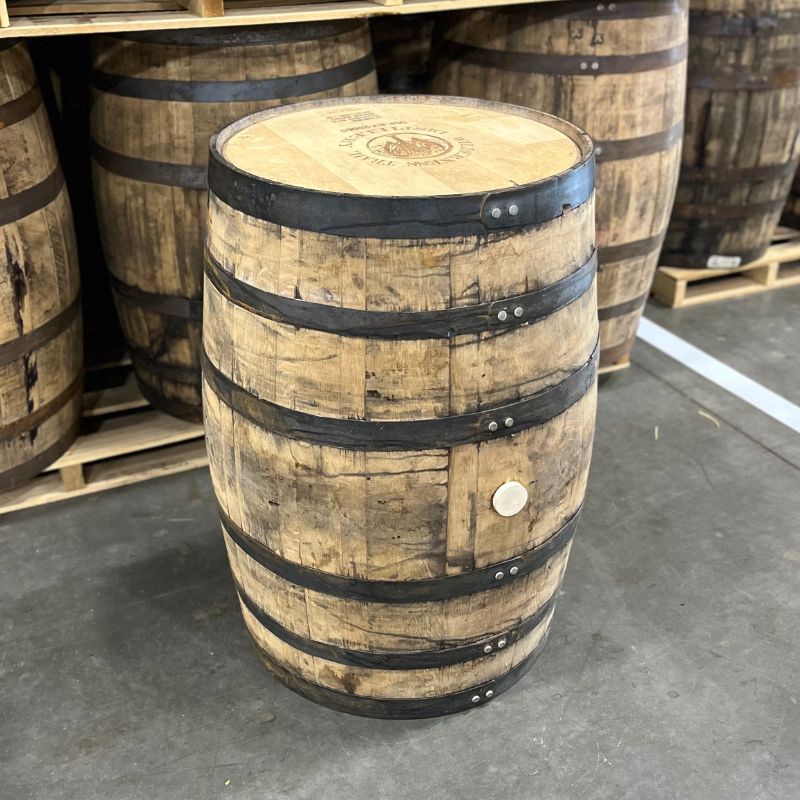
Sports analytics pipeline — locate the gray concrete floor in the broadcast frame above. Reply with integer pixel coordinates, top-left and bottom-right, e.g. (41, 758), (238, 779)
(2, 289), (799, 800)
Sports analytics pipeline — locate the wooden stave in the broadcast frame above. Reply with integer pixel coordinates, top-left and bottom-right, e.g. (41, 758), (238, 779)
(662, 1), (800, 268)
(203, 97), (598, 714)
(0, 40), (83, 491)
(429, 3), (688, 368)
(89, 24), (378, 421)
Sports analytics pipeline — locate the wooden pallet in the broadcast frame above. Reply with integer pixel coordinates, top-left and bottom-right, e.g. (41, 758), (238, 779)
(0, 0), (567, 35)
(651, 234), (800, 309)
(0, 367), (206, 515)
(598, 356), (630, 377)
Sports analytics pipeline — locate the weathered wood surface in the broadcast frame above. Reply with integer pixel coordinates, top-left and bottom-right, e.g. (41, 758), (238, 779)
(0, 39), (82, 491)
(663, 0), (800, 268)
(203, 96), (598, 717)
(90, 22), (378, 421)
(430, 0), (688, 368)
(370, 13), (435, 93)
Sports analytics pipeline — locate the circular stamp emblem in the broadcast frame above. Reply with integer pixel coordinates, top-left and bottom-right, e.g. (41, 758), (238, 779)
(366, 132), (454, 160)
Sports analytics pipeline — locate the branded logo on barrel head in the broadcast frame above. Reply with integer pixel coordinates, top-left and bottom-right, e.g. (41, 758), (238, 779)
(366, 133), (454, 160)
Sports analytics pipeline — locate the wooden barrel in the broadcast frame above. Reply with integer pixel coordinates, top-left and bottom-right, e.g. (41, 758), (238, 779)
(430, 1), (688, 368)
(370, 14), (435, 93)
(204, 96), (598, 718)
(663, 1), (800, 268)
(0, 40), (82, 492)
(91, 24), (378, 421)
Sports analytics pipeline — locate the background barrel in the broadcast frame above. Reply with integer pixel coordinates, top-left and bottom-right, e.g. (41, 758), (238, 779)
(203, 96), (598, 717)
(91, 24), (378, 421)
(0, 40), (82, 492)
(431, 0), (688, 369)
(370, 14), (435, 92)
(663, 0), (800, 268)
(782, 170), (800, 230)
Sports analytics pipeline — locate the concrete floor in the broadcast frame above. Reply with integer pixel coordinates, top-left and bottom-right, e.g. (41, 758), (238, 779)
(2, 289), (799, 800)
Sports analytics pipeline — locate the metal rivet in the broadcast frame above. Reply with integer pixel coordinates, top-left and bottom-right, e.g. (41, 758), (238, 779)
(491, 207), (502, 219)
(509, 566), (519, 576)
(595, 145), (603, 156)
(508, 204), (519, 216)
(495, 571), (505, 581)
(513, 306), (524, 318)
(609, 2), (616, 8)
(497, 309), (508, 322)
(488, 420), (499, 432)
(497, 639), (507, 649)
(597, 2), (604, 9)
(485, 690), (495, 699)
(483, 644), (493, 654)
(472, 695), (481, 703)
(580, 62), (588, 70)
(504, 417), (514, 428)
(591, 62), (600, 71)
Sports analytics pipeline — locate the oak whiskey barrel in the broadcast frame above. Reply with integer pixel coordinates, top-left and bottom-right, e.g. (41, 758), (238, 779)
(204, 96), (598, 718)
(0, 40), (82, 492)
(91, 24), (378, 421)
(370, 14), (436, 93)
(431, 0), (688, 368)
(663, 1), (800, 268)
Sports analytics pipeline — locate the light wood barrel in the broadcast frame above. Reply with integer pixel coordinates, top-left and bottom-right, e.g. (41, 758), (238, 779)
(663, 1), (800, 268)
(0, 40), (82, 492)
(430, 0), (688, 368)
(370, 15), (435, 93)
(204, 96), (598, 718)
(91, 24), (378, 421)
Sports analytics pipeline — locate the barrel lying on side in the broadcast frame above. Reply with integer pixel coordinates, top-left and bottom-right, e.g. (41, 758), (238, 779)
(204, 96), (598, 717)
(663, 1), (800, 268)
(91, 24), (378, 421)
(431, 0), (688, 368)
(0, 40), (82, 491)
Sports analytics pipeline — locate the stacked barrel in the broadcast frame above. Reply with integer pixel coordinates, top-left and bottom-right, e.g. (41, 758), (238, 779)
(91, 24), (378, 421)
(0, 40), (82, 490)
(431, 1), (688, 369)
(664, 0), (800, 267)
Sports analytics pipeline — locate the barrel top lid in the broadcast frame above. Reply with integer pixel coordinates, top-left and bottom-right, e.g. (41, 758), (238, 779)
(217, 96), (582, 197)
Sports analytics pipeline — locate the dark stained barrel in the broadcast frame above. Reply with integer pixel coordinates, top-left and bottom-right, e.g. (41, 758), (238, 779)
(663, 0), (800, 268)
(430, 1), (688, 369)
(0, 39), (82, 491)
(203, 96), (598, 718)
(91, 24), (378, 421)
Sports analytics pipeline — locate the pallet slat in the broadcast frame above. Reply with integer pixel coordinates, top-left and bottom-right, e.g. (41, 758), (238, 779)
(652, 235), (800, 309)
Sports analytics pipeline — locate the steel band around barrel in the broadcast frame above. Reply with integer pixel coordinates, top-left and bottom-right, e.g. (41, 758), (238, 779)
(238, 579), (558, 669)
(110, 275), (203, 321)
(688, 68), (800, 91)
(689, 10), (800, 36)
(208, 110), (594, 239)
(0, 85), (42, 129)
(129, 349), (201, 386)
(250, 631), (547, 719)
(597, 293), (649, 321)
(512, 0), (686, 20)
(107, 21), (365, 46)
(595, 121), (683, 163)
(204, 250), (596, 340)
(598, 233), (665, 265)
(91, 53), (375, 103)
(203, 345), (597, 452)
(92, 140), (208, 189)
(0, 165), (64, 227)
(0, 294), (81, 366)
(436, 40), (687, 76)
(677, 161), (798, 184)
(659, 245), (768, 269)
(0, 374), (82, 442)
(671, 197), (786, 220)
(221, 504), (580, 603)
